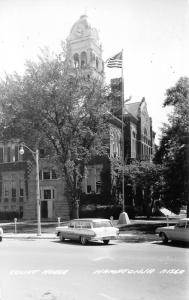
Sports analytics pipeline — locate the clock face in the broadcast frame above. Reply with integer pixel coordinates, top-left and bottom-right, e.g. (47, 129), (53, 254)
(76, 25), (84, 36)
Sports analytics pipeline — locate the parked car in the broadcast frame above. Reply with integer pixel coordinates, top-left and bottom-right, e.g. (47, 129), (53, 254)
(56, 218), (119, 245)
(156, 218), (189, 243)
(0, 227), (3, 242)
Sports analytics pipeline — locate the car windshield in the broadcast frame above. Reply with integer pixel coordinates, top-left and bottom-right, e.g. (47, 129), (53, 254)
(92, 221), (112, 228)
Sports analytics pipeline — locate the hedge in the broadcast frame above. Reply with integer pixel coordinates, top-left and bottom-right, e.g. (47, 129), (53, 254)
(0, 211), (20, 220)
(79, 205), (135, 219)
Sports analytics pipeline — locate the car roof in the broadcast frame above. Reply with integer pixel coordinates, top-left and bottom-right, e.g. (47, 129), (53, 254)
(73, 218), (110, 222)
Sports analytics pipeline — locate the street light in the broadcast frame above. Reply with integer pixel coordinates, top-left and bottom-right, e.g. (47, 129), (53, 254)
(19, 143), (41, 236)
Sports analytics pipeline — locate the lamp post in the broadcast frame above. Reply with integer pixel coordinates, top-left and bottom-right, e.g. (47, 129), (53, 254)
(121, 97), (132, 212)
(19, 144), (41, 236)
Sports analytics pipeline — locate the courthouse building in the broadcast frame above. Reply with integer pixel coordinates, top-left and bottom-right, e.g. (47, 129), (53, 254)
(0, 15), (155, 220)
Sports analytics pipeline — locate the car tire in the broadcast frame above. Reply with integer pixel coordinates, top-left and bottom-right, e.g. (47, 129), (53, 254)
(80, 236), (88, 245)
(160, 232), (168, 244)
(103, 240), (109, 245)
(0, 237), (2, 242)
(59, 233), (65, 242)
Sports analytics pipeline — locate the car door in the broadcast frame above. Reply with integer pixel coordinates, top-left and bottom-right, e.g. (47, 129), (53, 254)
(65, 221), (75, 239)
(172, 221), (187, 241)
(183, 222), (189, 242)
(74, 221), (83, 241)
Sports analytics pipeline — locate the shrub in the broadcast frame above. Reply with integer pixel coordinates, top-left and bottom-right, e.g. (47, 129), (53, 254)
(79, 205), (135, 219)
(0, 211), (20, 220)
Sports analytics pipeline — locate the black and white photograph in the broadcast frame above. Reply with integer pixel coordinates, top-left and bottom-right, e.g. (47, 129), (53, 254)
(0, 0), (188, 299)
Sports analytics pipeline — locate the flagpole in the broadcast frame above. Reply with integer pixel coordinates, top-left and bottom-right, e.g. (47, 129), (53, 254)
(121, 49), (125, 212)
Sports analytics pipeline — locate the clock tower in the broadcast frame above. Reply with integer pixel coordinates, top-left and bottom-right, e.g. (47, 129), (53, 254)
(67, 15), (104, 79)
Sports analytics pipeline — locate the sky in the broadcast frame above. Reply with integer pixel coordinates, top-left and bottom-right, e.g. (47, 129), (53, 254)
(0, 0), (188, 143)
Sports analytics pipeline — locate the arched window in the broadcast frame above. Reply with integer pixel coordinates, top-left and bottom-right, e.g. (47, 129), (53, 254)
(90, 50), (95, 62)
(73, 53), (80, 68)
(131, 131), (137, 158)
(81, 51), (87, 68)
(144, 128), (147, 144)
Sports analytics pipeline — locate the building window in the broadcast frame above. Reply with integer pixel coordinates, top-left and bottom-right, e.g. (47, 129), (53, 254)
(40, 169), (57, 181)
(19, 206), (23, 218)
(0, 147), (3, 163)
(110, 127), (121, 158)
(41, 187), (55, 200)
(0, 144), (21, 163)
(39, 170), (42, 180)
(85, 165), (102, 194)
(52, 169), (57, 179)
(96, 168), (101, 194)
(19, 179), (24, 198)
(96, 181), (101, 194)
(39, 149), (45, 157)
(20, 188), (24, 197)
(4, 146), (10, 162)
(74, 53), (79, 68)
(81, 51), (87, 68)
(87, 185), (91, 193)
(4, 182), (9, 197)
(144, 128), (148, 144)
(14, 145), (19, 161)
(12, 188), (16, 198)
(131, 131), (137, 159)
(44, 189), (52, 200)
(11, 180), (17, 202)
(43, 170), (51, 180)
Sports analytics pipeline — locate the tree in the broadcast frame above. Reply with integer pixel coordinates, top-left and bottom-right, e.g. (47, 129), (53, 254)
(154, 77), (189, 216)
(124, 161), (164, 218)
(0, 45), (110, 217)
(110, 158), (164, 218)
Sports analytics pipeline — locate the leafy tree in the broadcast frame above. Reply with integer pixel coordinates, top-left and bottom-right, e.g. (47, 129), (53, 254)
(124, 161), (164, 218)
(0, 45), (110, 217)
(154, 77), (189, 215)
(110, 158), (164, 218)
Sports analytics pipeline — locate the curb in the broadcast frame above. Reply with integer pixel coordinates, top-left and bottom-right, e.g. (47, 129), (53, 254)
(3, 232), (142, 240)
(3, 234), (57, 240)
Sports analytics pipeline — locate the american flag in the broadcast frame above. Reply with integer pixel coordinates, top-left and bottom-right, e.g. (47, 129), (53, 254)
(106, 51), (122, 68)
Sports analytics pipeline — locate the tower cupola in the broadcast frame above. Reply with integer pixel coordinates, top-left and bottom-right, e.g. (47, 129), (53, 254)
(67, 15), (104, 78)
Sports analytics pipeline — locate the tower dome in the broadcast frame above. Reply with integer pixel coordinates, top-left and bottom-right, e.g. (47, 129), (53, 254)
(68, 15), (100, 42)
(67, 15), (104, 78)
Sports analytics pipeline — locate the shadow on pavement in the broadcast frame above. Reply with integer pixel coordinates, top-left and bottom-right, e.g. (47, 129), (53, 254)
(52, 239), (117, 246)
(119, 223), (176, 234)
(118, 238), (160, 244)
(152, 241), (189, 248)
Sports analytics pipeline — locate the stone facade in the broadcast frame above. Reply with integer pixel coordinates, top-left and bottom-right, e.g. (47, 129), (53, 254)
(125, 97), (155, 162)
(0, 141), (70, 220)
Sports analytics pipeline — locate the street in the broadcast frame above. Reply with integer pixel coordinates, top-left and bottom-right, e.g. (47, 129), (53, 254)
(0, 238), (188, 300)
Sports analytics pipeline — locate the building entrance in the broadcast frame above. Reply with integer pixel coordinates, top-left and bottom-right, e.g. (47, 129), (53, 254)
(41, 201), (48, 218)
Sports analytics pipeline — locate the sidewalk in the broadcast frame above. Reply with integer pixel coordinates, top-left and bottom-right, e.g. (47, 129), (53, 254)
(3, 232), (57, 240)
(3, 232), (143, 241)
(1, 215), (185, 241)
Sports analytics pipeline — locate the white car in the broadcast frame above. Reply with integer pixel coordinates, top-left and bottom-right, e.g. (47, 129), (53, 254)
(0, 227), (3, 242)
(56, 218), (119, 245)
(156, 218), (189, 243)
